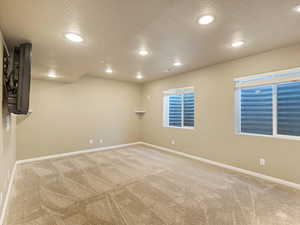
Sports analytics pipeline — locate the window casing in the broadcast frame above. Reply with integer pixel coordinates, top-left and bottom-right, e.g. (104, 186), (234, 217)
(235, 67), (300, 139)
(163, 87), (195, 129)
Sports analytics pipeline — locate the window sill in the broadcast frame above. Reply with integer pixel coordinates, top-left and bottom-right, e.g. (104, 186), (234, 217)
(164, 126), (195, 130)
(237, 132), (300, 141)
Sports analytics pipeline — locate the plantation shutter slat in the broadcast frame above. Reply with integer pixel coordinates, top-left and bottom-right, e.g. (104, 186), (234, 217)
(164, 87), (195, 128)
(240, 86), (273, 135)
(183, 93), (194, 127)
(236, 67), (300, 138)
(277, 81), (300, 136)
(168, 95), (182, 127)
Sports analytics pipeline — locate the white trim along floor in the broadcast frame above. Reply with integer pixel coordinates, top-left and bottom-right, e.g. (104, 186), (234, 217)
(1, 141), (300, 225)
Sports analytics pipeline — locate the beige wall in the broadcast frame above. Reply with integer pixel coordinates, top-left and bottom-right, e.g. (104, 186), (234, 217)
(15, 43), (300, 185)
(0, 31), (16, 218)
(17, 77), (141, 160)
(141, 43), (300, 185)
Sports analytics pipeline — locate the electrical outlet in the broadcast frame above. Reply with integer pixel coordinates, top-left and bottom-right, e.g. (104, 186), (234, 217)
(171, 139), (175, 145)
(99, 139), (103, 143)
(89, 139), (94, 144)
(260, 158), (266, 166)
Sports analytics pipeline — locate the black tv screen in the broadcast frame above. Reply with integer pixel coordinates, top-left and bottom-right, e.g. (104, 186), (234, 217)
(4, 43), (32, 114)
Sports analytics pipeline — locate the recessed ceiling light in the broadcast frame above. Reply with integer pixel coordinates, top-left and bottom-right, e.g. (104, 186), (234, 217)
(294, 5), (300, 12)
(136, 72), (143, 79)
(65, 33), (83, 42)
(198, 15), (215, 25)
(173, 61), (182, 67)
(231, 41), (245, 47)
(105, 68), (113, 73)
(138, 48), (149, 56)
(48, 73), (57, 78)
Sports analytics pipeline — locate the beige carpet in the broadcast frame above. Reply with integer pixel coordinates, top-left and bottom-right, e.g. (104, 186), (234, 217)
(5, 145), (300, 225)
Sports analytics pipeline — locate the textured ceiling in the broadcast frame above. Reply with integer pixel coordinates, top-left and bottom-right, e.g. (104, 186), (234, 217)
(1, 0), (300, 83)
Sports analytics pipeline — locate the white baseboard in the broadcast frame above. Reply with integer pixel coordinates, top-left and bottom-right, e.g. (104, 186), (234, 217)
(140, 142), (300, 191)
(0, 163), (17, 225)
(17, 142), (141, 164)
(3, 140), (299, 225)
(0, 142), (141, 224)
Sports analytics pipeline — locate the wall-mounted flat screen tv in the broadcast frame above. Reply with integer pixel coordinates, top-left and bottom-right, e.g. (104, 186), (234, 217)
(3, 42), (32, 114)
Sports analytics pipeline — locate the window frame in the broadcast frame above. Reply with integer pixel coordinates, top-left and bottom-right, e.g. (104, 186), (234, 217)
(235, 83), (300, 141)
(163, 87), (195, 129)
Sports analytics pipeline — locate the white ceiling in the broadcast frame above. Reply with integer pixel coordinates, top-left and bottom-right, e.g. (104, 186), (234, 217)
(1, 0), (300, 83)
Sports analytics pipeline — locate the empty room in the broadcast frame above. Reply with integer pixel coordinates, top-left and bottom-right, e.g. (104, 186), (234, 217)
(1, 0), (300, 224)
